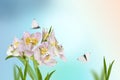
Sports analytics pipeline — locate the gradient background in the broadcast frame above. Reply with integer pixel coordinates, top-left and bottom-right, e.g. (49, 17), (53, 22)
(0, 0), (120, 80)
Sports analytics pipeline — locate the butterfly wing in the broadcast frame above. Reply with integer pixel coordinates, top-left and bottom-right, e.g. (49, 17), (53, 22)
(85, 53), (90, 61)
(32, 19), (40, 29)
(77, 55), (87, 62)
(77, 53), (90, 62)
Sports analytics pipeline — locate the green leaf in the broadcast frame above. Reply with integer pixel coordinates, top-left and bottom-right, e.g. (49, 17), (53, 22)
(6, 56), (37, 80)
(107, 60), (114, 80)
(48, 70), (55, 79)
(5, 55), (14, 60)
(17, 71), (21, 80)
(13, 65), (21, 80)
(36, 67), (42, 80)
(91, 70), (99, 80)
(23, 61), (28, 80)
(100, 68), (105, 80)
(44, 74), (49, 80)
(18, 57), (37, 80)
(103, 57), (107, 80)
(48, 26), (52, 34)
(33, 58), (42, 80)
(16, 65), (24, 80)
(45, 70), (55, 80)
(13, 65), (17, 80)
(42, 26), (53, 42)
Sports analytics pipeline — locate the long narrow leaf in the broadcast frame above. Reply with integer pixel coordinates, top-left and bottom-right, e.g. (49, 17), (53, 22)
(17, 71), (21, 80)
(48, 26), (52, 34)
(103, 57), (107, 80)
(5, 55), (14, 60)
(48, 70), (55, 79)
(44, 70), (55, 80)
(18, 57), (37, 80)
(107, 60), (114, 80)
(16, 65), (24, 80)
(91, 70), (99, 80)
(24, 61), (28, 80)
(100, 68), (104, 80)
(6, 55), (36, 80)
(33, 58), (42, 80)
(36, 67), (42, 80)
(13, 65), (17, 80)
(44, 74), (49, 80)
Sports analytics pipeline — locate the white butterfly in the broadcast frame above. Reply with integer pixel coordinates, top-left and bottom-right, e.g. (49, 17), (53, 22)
(32, 18), (40, 29)
(77, 53), (90, 62)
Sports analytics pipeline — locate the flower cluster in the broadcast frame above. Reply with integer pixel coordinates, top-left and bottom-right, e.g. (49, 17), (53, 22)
(7, 27), (66, 66)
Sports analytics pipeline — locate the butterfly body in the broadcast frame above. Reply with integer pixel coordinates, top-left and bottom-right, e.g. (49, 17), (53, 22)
(77, 53), (90, 62)
(83, 54), (87, 61)
(32, 26), (40, 29)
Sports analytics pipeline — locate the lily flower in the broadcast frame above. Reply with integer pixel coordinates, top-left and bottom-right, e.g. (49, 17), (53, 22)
(22, 32), (41, 57)
(23, 32), (41, 46)
(33, 42), (57, 66)
(48, 30), (66, 61)
(7, 38), (21, 56)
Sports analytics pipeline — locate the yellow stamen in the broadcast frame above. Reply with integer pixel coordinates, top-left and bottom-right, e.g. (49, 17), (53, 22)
(25, 37), (38, 45)
(45, 55), (50, 61)
(51, 42), (56, 47)
(40, 47), (48, 55)
(31, 38), (38, 45)
(14, 42), (19, 47)
(25, 37), (31, 45)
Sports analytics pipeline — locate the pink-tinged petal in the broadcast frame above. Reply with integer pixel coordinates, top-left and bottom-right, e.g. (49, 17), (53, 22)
(48, 32), (55, 41)
(44, 42), (49, 48)
(48, 47), (54, 56)
(43, 59), (57, 67)
(33, 47), (41, 60)
(17, 40), (25, 52)
(49, 47), (57, 56)
(24, 50), (33, 57)
(33, 32), (41, 40)
(17, 44), (24, 52)
(25, 43), (33, 50)
(23, 32), (30, 39)
(32, 46), (46, 66)
(13, 37), (19, 42)
(40, 42), (49, 48)
(59, 54), (66, 61)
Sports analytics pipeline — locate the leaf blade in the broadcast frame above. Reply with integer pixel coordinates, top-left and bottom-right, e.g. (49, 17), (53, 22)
(16, 65), (24, 80)
(33, 58), (42, 80)
(44, 70), (55, 80)
(17, 57), (36, 80)
(103, 57), (107, 80)
(5, 55), (14, 60)
(107, 60), (114, 80)
(13, 65), (17, 80)
(100, 68), (105, 80)
(23, 61), (28, 80)
(91, 70), (100, 80)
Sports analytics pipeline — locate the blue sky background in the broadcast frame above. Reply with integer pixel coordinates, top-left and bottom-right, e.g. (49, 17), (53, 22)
(0, 0), (120, 80)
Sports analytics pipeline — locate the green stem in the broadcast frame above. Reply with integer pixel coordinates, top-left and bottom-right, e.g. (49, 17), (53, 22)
(33, 57), (42, 80)
(18, 57), (37, 80)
